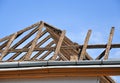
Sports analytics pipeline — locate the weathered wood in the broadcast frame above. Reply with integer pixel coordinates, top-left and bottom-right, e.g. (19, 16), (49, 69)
(11, 27), (38, 49)
(95, 48), (112, 60)
(17, 22), (40, 35)
(39, 51), (52, 60)
(8, 29), (47, 60)
(25, 22), (44, 60)
(1, 43), (120, 53)
(0, 35), (12, 43)
(79, 30), (92, 60)
(104, 27), (114, 60)
(30, 41), (55, 60)
(84, 44), (120, 48)
(70, 55), (78, 61)
(0, 33), (17, 61)
(105, 76), (115, 83)
(0, 22), (40, 43)
(85, 52), (93, 60)
(46, 27), (75, 60)
(0, 40), (9, 50)
(58, 52), (68, 61)
(7, 39), (35, 61)
(51, 30), (66, 60)
(36, 35), (51, 47)
(44, 22), (62, 33)
(100, 76), (111, 83)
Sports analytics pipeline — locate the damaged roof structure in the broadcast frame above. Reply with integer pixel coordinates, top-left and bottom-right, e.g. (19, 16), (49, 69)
(0, 21), (120, 83)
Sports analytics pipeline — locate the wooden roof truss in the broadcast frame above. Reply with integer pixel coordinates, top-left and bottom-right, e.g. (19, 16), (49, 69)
(0, 21), (119, 83)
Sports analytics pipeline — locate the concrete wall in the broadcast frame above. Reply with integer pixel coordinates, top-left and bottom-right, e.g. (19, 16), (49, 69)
(0, 77), (99, 83)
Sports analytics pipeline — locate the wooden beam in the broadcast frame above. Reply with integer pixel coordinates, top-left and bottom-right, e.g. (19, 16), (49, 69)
(11, 27), (38, 49)
(46, 27), (76, 60)
(39, 51), (53, 60)
(100, 76), (111, 83)
(7, 30), (48, 61)
(0, 35), (12, 43)
(0, 22), (40, 43)
(51, 30), (66, 60)
(0, 40), (9, 50)
(83, 44), (120, 48)
(79, 30), (92, 60)
(24, 22), (44, 60)
(85, 52), (93, 60)
(104, 76), (115, 83)
(104, 27), (114, 60)
(58, 52), (68, 61)
(36, 35), (51, 47)
(17, 22), (40, 35)
(0, 33), (17, 61)
(95, 48), (112, 60)
(1, 43), (120, 53)
(31, 41), (55, 60)
(44, 22), (62, 33)
(0, 67), (119, 79)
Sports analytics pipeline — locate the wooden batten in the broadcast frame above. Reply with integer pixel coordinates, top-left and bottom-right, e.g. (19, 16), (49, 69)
(31, 41), (55, 60)
(11, 27), (38, 49)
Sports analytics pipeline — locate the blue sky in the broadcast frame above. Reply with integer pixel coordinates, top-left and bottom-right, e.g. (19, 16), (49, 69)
(0, 0), (120, 82)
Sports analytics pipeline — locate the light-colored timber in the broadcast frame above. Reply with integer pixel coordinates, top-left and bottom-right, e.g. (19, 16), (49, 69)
(0, 21), (119, 83)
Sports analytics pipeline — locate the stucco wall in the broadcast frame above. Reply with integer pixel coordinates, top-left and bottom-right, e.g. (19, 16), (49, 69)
(0, 77), (99, 83)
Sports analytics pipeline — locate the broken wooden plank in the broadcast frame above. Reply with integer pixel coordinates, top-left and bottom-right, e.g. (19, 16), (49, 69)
(79, 30), (92, 60)
(104, 27), (114, 60)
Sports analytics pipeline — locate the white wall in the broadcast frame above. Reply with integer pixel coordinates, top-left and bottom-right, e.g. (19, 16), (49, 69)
(0, 77), (99, 83)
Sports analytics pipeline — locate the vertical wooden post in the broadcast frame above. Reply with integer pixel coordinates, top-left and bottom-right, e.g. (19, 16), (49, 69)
(51, 30), (66, 60)
(0, 33), (17, 61)
(104, 27), (114, 60)
(24, 21), (44, 60)
(79, 30), (92, 60)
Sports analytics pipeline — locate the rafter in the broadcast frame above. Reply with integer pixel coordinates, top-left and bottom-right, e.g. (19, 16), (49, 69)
(51, 30), (66, 60)
(104, 27), (114, 60)
(0, 33), (17, 61)
(79, 30), (91, 60)
(24, 21), (44, 60)
(0, 21), (119, 83)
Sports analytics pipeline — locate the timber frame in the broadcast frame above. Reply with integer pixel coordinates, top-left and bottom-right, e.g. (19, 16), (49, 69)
(0, 21), (120, 83)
